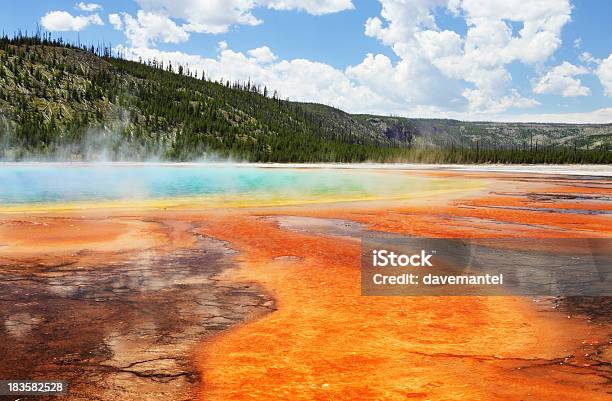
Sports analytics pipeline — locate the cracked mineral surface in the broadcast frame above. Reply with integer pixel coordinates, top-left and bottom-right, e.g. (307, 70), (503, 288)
(0, 220), (274, 401)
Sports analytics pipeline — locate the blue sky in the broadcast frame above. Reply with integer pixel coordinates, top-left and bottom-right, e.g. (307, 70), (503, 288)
(2, 0), (612, 122)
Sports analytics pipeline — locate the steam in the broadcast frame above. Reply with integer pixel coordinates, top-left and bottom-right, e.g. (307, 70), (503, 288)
(0, 162), (442, 208)
(0, 115), (242, 163)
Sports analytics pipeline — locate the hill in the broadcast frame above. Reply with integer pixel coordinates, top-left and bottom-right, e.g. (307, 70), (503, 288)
(350, 114), (611, 150)
(0, 35), (610, 163)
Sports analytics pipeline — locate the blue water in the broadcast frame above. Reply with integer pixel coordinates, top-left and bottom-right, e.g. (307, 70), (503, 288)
(0, 164), (400, 205)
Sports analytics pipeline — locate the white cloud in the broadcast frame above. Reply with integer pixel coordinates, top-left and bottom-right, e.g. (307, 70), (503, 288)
(346, 51), (463, 109)
(109, 13), (123, 30)
(76, 2), (101, 12)
(361, 0), (571, 113)
(346, 53), (407, 103)
(120, 11), (190, 47)
(490, 107), (612, 124)
(533, 62), (590, 97)
(573, 37), (582, 49)
(248, 46), (278, 63)
(579, 52), (598, 65)
(462, 88), (540, 114)
(132, 0), (353, 34)
(263, 0), (354, 15)
(596, 54), (612, 97)
(40, 10), (103, 31)
(135, 0), (261, 35)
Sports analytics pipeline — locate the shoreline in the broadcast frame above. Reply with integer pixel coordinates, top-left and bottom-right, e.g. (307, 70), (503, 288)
(1, 161), (611, 177)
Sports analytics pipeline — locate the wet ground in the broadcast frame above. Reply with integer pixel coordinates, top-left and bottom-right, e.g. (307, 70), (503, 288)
(0, 170), (610, 401)
(195, 172), (612, 401)
(0, 222), (273, 401)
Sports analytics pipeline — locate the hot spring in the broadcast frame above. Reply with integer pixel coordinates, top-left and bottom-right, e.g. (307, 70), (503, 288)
(0, 163), (481, 210)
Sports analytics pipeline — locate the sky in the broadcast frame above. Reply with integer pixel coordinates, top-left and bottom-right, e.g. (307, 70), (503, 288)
(2, 0), (612, 123)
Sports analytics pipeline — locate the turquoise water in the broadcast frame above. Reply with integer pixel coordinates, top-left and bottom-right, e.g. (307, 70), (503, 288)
(0, 164), (420, 205)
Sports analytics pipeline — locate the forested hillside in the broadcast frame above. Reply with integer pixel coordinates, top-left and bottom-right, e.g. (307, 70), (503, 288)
(0, 34), (610, 163)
